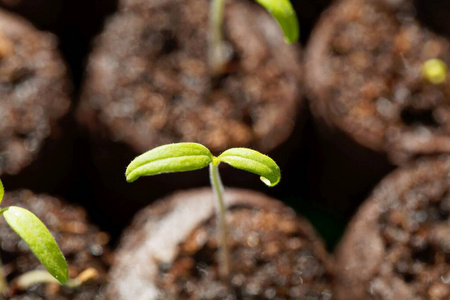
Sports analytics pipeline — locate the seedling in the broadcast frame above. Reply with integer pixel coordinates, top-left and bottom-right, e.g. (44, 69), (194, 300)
(0, 179), (68, 294)
(126, 142), (280, 279)
(208, 0), (299, 75)
(422, 58), (448, 84)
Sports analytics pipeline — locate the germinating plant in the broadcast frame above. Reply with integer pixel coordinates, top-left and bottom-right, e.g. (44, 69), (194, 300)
(126, 142), (280, 279)
(208, 0), (299, 75)
(0, 179), (67, 294)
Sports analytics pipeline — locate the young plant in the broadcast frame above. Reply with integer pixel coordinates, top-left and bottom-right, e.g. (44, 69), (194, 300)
(126, 142), (280, 279)
(208, 0), (299, 75)
(0, 179), (68, 294)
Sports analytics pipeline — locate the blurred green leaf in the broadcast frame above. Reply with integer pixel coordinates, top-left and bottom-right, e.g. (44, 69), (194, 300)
(126, 143), (214, 182)
(0, 179), (3, 205)
(3, 206), (68, 284)
(422, 58), (447, 84)
(256, 0), (299, 43)
(217, 148), (281, 186)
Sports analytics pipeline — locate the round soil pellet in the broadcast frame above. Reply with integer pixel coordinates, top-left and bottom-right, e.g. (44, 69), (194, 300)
(335, 155), (450, 300)
(0, 9), (71, 178)
(105, 188), (334, 300)
(305, 0), (450, 165)
(78, 0), (302, 155)
(0, 190), (111, 299)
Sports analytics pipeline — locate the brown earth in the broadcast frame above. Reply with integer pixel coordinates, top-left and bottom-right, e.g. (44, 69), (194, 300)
(105, 188), (334, 300)
(335, 155), (450, 300)
(0, 190), (111, 299)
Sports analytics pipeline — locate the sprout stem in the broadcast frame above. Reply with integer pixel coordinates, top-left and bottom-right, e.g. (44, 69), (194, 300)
(209, 161), (231, 280)
(208, 0), (228, 76)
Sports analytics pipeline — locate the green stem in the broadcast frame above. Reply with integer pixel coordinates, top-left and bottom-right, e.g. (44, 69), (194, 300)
(209, 160), (230, 280)
(208, 0), (227, 75)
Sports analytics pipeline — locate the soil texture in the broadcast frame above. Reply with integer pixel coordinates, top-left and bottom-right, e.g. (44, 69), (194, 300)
(305, 0), (450, 165)
(0, 190), (111, 299)
(76, 0), (302, 229)
(335, 155), (450, 300)
(0, 9), (72, 192)
(80, 0), (301, 154)
(106, 188), (333, 300)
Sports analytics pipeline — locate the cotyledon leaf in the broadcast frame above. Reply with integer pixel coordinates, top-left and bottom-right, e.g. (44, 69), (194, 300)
(216, 147), (281, 187)
(2, 206), (68, 284)
(126, 143), (214, 182)
(0, 179), (3, 205)
(256, 0), (299, 44)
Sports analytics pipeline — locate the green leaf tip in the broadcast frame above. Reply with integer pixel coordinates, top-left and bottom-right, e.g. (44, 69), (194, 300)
(3, 206), (68, 284)
(217, 147), (281, 187)
(256, 0), (299, 44)
(0, 179), (3, 205)
(126, 142), (214, 182)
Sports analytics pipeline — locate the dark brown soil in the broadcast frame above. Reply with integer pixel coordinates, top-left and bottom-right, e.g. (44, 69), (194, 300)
(335, 155), (450, 300)
(0, 190), (111, 299)
(0, 0), (62, 29)
(79, 0), (301, 155)
(305, 0), (450, 165)
(76, 0), (302, 230)
(0, 9), (71, 191)
(106, 188), (333, 300)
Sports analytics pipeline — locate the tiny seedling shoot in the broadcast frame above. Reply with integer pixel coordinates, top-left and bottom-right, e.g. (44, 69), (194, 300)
(0, 179), (68, 294)
(208, 0), (299, 75)
(126, 142), (281, 280)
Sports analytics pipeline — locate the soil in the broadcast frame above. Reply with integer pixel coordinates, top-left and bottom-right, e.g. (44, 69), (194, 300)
(335, 155), (450, 300)
(305, 0), (450, 165)
(0, 190), (111, 299)
(76, 0), (303, 230)
(0, 0), (62, 29)
(0, 8), (72, 193)
(105, 188), (334, 300)
(80, 0), (301, 155)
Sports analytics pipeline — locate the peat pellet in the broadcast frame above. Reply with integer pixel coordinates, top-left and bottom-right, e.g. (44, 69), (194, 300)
(0, 9), (72, 194)
(305, 0), (450, 165)
(77, 0), (303, 228)
(105, 188), (333, 300)
(0, 190), (111, 299)
(335, 155), (450, 300)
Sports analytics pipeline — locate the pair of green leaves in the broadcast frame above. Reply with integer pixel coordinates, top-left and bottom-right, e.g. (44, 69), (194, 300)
(126, 143), (281, 187)
(0, 180), (68, 285)
(256, 0), (299, 44)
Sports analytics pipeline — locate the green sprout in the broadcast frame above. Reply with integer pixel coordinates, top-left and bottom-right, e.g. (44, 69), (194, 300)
(0, 180), (68, 294)
(422, 58), (448, 84)
(208, 0), (299, 75)
(126, 142), (280, 279)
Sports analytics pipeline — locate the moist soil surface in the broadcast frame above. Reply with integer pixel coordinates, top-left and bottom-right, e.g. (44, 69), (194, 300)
(306, 0), (450, 164)
(335, 156), (450, 300)
(106, 189), (333, 300)
(76, 0), (302, 231)
(155, 205), (332, 299)
(0, 8), (71, 187)
(79, 0), (302, 155)
(0, 190), (111, 299)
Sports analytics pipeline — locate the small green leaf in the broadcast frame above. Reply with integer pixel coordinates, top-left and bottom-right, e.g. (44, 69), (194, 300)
(3, 206), (68, 284)
(217, 148), (281, 186)
(0, 179), (3, 205)
(256, 0), (299, 44)
(126, 143), (214, 182)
